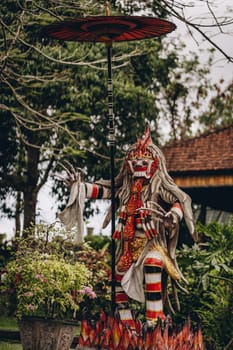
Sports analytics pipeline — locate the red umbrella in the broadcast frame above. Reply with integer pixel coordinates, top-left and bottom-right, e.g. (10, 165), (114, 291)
(43, 16), (175, 43)
(42, 12), (176, 311)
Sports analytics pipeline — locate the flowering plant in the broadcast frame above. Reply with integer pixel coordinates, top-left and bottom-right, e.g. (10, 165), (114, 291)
(0, 226), (96, 320)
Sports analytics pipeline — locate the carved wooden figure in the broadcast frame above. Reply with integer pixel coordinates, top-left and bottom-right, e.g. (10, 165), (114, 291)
(59, 127), (196, 327)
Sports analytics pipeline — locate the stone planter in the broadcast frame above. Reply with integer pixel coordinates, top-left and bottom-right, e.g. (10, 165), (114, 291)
(19, 317), (78, 350)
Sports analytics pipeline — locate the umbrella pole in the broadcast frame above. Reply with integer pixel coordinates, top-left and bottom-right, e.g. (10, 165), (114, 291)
(107, 43), (116, 313)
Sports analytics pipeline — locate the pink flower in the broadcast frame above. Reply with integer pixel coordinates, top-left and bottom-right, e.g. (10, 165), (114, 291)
(78, 286), (96, 299)
(27, 304), (35, 310)
(89, 291), (97, 299)
(35, 274), (48, 283)
(78, 289), (85, 295)
(84, 286), (92, 293)
(35, 273), (44, 280)
(84, 286), (97, 299)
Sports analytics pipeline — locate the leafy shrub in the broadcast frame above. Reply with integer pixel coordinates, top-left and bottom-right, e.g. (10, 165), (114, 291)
(174, 219), (233, 349)
(74, 241), (112, 318)
(0, 225), (96, 321)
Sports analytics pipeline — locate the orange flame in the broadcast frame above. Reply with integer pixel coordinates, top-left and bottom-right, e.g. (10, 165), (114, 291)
(78, 311), (204, 350)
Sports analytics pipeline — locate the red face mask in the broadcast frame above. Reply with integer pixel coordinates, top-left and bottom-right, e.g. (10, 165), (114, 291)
(126, 126), (159, 179)
(126, 148), (159, 179)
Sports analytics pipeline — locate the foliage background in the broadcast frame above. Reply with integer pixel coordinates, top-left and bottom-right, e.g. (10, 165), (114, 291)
(174, 220), (233, 349)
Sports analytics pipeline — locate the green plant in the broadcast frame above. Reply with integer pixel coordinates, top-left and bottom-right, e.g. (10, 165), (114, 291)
(174, 219), (233, 349)
(74, 241), (112, 317)
(0, 226), (96, 321)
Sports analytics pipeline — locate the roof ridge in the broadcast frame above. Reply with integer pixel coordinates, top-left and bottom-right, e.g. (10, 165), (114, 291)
(163, 124), (233, 148)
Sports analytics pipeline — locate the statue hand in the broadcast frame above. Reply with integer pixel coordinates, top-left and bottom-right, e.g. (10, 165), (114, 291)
(137, 201), (178, 231)
(56, 160), (86, 188)
(164, 211), (179, 229)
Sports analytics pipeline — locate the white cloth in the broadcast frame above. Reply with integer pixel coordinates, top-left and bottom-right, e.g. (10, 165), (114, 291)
(58, 181), (86, 244)
(121, 241), (164, 303)
(121, 262), (145, 302)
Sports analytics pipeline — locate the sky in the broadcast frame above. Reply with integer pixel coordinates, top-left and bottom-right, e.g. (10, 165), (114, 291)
(1, 0), (233, 240)
(170, 0), (233, 83)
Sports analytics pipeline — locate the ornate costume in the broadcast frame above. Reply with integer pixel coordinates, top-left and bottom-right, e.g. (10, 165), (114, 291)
(59, 127), (196, 327)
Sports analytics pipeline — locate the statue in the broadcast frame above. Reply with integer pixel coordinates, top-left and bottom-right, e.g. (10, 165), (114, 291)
(59, 126), (196, 328)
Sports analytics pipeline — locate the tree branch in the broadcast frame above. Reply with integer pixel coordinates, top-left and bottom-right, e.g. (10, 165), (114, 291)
(37, 155), (56, 192)
(156, 0), (233, 62)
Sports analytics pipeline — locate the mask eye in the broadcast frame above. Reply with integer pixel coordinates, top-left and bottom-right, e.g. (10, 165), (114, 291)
(128, 151), (136, 160)
(143, 151), (152, 159)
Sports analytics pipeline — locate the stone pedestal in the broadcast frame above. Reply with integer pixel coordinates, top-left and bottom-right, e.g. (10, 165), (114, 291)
(19, 317), (78, 350)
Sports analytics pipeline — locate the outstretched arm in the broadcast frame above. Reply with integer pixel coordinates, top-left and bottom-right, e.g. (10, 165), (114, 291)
(58, 162), (111, 243)
(85, 183), (111, 200)
(58, 160), (111, 199)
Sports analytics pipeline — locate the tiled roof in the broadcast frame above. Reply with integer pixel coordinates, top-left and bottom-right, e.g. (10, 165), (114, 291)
(162, 125), (233, 173)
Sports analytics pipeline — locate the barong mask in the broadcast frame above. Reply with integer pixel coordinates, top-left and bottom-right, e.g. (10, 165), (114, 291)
(126, 127), (159, 180)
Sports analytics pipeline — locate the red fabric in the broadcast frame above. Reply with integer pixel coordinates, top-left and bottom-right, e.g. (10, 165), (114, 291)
(117, 178), (144, 272)
(146, 310), (165, 320)
(144, 257), (163, 267)
(115, 293), (128, 303)
(91, 184), (99, 199)
(145, 282), (162, 292)
(172, 202), (183, 211)
(116, 274), (123, 282)
(121, 319), (135, 329)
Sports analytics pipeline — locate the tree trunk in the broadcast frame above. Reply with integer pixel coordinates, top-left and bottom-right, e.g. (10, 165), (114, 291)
(20, 131), (55, 236)
(15, 191), (22, 238)
(23, 189), (38, 236)
(22, 139), (40, 236)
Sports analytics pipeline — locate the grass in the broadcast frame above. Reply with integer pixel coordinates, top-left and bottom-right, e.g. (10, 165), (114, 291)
(0, 316), (19, 331)
(0, 343), (22, 350)
(0, 316), (21, 349)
